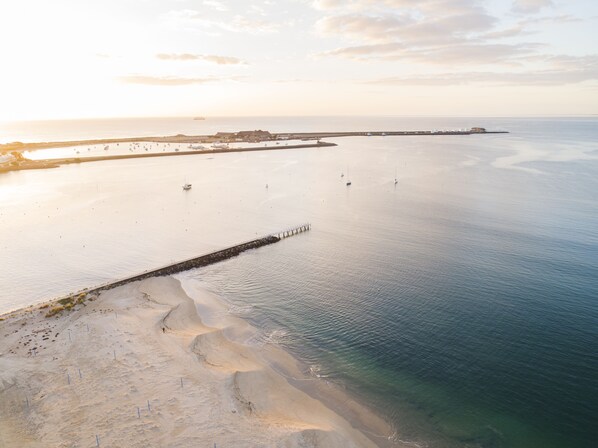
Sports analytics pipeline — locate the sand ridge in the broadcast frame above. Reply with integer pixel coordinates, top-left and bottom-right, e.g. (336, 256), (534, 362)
(0, 276), (397, 447)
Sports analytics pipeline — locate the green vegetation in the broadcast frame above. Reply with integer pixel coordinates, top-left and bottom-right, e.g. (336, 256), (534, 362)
(44, 293), (87, 318)
(45, 305), (65, 318)
(58, 297), (74, 306)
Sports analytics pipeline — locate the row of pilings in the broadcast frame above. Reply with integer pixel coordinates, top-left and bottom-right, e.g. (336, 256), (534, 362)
(274, 223), (311, 239)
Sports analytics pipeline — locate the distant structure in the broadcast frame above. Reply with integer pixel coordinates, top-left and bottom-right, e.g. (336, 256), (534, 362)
(215, 130), (273, 143)
(470, 127), (487, 133)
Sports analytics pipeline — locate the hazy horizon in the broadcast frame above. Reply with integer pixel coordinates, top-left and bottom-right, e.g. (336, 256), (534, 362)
(2, 113), (598, 123)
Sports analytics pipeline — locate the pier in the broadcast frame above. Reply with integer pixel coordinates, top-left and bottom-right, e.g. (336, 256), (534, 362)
(274, 223), (311, 239)
(83, 224), (312, 296)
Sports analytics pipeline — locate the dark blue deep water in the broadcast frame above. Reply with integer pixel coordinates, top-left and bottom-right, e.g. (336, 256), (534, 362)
(189, 118), (598, 447)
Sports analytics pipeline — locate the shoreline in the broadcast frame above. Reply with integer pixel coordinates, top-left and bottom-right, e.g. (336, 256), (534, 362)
(0, 275), (400, 447)
(0, 142), (337, 174)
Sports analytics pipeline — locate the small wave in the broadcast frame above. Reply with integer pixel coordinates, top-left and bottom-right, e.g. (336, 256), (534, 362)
(227, 304), (254, 315)
(246, 328), (292, 347)
(308, 364), (331, 379)
(385, 431), (428, 448)
(263, 328), (290, 345)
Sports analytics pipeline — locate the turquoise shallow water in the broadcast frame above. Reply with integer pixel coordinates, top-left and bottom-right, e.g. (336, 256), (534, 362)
(1, 117), (597, 447)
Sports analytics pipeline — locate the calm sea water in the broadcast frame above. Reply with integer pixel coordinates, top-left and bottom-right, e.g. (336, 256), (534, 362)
(1, 117), (597, 447)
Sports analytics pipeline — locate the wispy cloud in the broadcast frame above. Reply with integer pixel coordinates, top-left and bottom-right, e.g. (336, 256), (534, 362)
(314, 5), (499, 48)
(512, 0), (554, 14)
(119, 75), (224, 86)
(156, 53), (245, 64)
(312, 0), (346, 10)
(367, 55), (598, 86)
(201, 0), (229, 12)
(166, 10), (280, 34)
(320, 42), (541, 66)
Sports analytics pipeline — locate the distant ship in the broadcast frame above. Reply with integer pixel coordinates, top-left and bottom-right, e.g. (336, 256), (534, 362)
(193, 117), (206, 120)
(182, 183), (192, 191)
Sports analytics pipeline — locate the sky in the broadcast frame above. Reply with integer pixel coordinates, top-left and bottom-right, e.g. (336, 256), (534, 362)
(0, 0), (597, 120)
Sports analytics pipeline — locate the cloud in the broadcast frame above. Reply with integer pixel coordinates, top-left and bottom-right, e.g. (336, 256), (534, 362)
(483, 24), (529, 39)
(311, 0), (486, 14)
(320, 42), (540, 66)
(156, 53), (245, 64)
(366, 55), (598, 86)
(311, 0), (597, 85)
(315, 8), (498, 46)
(202, 0), (229, 12)
(119, 75), (223, 86)
(512, 0), (553, 14)
(316, 13), (413, 42)
(311, 0), (346, 10)
(166, 10), (279, 34)
(225, 15), (280, 33)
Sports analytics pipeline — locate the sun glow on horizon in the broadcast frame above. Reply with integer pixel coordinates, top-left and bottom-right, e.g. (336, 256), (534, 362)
(1, 0), (597, 121)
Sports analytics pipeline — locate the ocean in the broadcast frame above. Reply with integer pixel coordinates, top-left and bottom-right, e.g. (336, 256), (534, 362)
(1, 116), (597, 447)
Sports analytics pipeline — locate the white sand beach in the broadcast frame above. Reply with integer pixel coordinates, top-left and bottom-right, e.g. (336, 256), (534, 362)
(0, 276), (396, 447)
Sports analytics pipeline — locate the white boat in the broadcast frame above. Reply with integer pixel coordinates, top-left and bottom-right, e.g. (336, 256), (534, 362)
(188, 144), (205, 150)
(211, 143), (229, 149)
(104, 145), (109, 150)
(182, 183), (192, 191)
